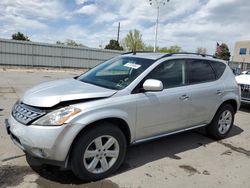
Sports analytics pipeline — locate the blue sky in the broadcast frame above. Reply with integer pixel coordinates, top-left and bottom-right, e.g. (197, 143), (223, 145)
(0, 0), (250, 54)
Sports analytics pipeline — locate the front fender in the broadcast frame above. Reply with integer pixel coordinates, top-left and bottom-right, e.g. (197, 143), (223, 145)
(73, 108), (131, 127)
(52, 108), (135, 161)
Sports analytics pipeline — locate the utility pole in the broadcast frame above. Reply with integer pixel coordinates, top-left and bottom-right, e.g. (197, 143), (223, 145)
(117, 22), (120, 42)
(149, 0), (170, 52)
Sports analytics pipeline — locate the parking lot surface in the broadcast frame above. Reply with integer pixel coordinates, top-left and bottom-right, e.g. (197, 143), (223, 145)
(0, 68), (250, 188)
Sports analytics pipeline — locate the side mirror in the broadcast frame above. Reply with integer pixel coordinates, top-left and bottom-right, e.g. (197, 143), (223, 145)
(143, 79), (163, 92)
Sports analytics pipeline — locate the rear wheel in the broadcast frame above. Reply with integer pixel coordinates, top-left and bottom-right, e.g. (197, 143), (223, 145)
(70, 123), (126, 181)
(206, 104), (234, 140)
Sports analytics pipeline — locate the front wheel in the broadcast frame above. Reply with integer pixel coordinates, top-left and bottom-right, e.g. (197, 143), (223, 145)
(70, 123), (127, 181)
(206, 104), (235, 140)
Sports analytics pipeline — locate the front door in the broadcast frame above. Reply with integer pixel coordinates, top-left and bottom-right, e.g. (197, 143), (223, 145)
(134, 59), (191, 140)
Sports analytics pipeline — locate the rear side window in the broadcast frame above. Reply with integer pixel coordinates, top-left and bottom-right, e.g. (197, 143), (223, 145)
(188, 59), (216, 84)
(209, 61), (226, 78)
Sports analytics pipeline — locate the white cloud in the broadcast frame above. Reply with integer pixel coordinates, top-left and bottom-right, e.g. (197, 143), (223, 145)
(0, 0), (65, 20)
(1, 0), (250, 54)
(158, 0), (250, 53)
(95, 13), (118, 23)
(0, 0), (70, 39)
(2, 15), (47, 29)
(77, 4), (97, 15)
(105, 0), (250, 53)
(75, 0), (88, 5)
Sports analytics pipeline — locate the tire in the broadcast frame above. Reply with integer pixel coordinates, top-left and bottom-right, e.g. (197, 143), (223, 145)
(206, 104), (235, 140)
(70, 122), (127, 181)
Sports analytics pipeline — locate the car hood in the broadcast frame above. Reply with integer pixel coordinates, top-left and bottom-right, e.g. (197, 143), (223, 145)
(21, 78), (117, 107)
(235, 75), (250, 85)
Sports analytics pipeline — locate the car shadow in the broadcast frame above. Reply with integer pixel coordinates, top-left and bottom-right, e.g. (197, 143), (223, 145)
(116, 125), (243, 174)
(26, 125), (243, 185)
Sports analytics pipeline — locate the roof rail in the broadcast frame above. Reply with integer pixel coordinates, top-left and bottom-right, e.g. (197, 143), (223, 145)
(122, 51), (218, 60)
(158, 52), (217, 60)
(122, 51), (154, 55)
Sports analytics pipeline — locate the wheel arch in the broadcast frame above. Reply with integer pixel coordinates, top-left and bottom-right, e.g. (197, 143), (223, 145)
(77, 117), (132, 145)
(66, 117), (131, 167)
(209, 99), (238, 125)
(206, 99), (236, 140)
(220, 99), (238, 114)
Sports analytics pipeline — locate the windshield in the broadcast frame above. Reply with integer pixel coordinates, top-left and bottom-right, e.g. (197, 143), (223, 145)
(77, 56), (155, 90)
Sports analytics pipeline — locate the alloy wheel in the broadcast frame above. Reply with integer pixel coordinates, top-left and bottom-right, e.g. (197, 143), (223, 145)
(218, 110), (232, 134)
(83, 135), (120, 174)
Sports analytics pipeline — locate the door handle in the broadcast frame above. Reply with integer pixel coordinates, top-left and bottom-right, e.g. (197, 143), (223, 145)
(179, 94), (190, 100)
(216, 90), (223, 95)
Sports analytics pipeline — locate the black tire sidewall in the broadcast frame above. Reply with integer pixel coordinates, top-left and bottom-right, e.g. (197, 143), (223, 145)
(70, 123), (127, 181)
(207, 104), (234, 139)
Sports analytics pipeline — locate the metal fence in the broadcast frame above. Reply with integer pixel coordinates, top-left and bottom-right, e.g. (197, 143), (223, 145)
(228, 61), (250, 70)
(228, 61), (250, 75)
(0, 38), (122, 68)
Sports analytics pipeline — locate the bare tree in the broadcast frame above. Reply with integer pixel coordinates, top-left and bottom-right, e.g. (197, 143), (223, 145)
(196, 47), (207, 54)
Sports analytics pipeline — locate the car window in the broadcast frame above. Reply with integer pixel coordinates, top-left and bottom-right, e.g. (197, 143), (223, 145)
(77, 56), (155, 90)
(188, 59), (216, 84)
(96, 59), (131, 76)
(209, 60), (226, 78)
(145, 59), (186, 89)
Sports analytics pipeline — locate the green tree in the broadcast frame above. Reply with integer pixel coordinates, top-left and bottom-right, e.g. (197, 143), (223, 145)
(104, 39), (123, 50)
(143, 45), (155, 52)
(56, 39), (85, 47)
(56, 41), (64, 45)
(11, 32), (30, 41)
(65, 39), (84, 47)
(215, 43), (230, 61)
(123, 29), (145, 52)
(196, 47), (207, 54)
(143, 45), (182, 53)
(162, 45), (182, 53)
(157, 47), (168, 52)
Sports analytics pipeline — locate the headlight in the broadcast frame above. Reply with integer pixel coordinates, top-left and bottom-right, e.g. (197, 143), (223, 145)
(34, 106), (81, 126)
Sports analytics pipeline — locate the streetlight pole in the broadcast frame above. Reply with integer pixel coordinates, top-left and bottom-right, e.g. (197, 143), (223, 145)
(149, 0), (170, 52)
(154, 5), (159, 52)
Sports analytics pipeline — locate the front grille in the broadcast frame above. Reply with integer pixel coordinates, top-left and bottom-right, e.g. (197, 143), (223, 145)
(240, 84), (250, 100)
(12, 102), (46, 125)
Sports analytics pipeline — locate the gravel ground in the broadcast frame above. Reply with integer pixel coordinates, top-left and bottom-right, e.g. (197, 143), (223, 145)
(0, 68), (250, 188)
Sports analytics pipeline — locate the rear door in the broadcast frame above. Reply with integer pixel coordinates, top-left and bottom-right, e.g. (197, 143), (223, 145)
(186, 59), (225, 126)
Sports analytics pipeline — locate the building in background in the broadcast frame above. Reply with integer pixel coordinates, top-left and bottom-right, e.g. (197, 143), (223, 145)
(230, 40), (250, 74)
(232, 40), (250, 63)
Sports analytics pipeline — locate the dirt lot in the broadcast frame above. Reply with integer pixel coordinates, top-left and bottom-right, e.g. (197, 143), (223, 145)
(0, 68), (250, 188)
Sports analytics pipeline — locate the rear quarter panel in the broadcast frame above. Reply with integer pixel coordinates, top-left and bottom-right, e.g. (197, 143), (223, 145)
(207, 65), (240, 123)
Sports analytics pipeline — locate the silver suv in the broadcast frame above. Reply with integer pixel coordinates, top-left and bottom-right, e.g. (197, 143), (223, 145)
(6, 52), (240, 181)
